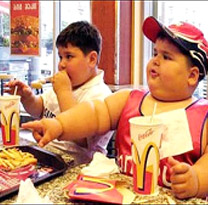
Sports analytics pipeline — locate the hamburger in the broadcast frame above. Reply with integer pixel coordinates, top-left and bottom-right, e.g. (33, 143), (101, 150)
(11, 15), (39, 55)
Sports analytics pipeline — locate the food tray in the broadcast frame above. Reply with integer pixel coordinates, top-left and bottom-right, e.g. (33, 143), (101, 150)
(0, 145), (67, 200)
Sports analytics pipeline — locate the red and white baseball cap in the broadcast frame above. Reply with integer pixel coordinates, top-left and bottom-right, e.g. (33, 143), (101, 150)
(142, 16), (208, 81)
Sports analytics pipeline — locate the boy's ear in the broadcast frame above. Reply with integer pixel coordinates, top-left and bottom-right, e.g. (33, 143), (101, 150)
(88, 51), (98, 67)
(188, 66), (200, 86)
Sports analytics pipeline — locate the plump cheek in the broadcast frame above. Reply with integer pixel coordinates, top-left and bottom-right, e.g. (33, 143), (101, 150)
(148, 73), (174, 92)
(159, 75), (176, 91)
(161, 74), (174, 84)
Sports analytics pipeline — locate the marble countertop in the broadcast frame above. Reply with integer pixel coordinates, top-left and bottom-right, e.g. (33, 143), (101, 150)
(0, 138), (207, 204)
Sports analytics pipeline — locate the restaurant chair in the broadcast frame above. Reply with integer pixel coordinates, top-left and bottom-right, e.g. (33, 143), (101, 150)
(107, 131), (117, 158)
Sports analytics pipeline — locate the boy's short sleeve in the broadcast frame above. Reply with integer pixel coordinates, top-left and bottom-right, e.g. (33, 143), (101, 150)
(41, 88), (60, 117)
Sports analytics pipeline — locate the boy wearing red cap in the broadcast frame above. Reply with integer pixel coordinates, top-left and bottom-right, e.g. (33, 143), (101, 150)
(23, 16), (208, 199)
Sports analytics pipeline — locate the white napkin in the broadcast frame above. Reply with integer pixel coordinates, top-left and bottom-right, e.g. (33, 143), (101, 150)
(14, 178), (53, 204)
(81, 152), (120, 178)
(155, 108), (193, 159)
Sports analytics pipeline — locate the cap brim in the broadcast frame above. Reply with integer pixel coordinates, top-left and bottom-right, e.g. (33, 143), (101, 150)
(142, 16), (164, 43)
(142, 16), (189, 52)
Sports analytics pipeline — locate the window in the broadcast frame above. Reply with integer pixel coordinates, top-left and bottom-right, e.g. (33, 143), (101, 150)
(0, 1), (90, 114)
(0, 1), (90, 86)
(0, 1), (54, 85)
(60, 1), (90, 30)
(39, 1), (53, 80)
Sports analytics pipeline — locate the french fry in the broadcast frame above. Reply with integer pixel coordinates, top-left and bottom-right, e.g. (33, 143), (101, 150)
(4, 159), (15, 170)
(0, 158), (8, 167)
(2, 149), (16, 159)
(0, 148), (38, 171)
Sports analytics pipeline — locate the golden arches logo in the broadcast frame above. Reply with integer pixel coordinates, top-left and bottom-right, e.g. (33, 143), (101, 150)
(0, 110), (19, 144)
(132, 140), (160, 194)
(75, 176), (114, 194)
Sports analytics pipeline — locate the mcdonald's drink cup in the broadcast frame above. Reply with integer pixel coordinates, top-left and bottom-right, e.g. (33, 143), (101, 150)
(129, 116), (164, 195)
(0, 95), (20, 146)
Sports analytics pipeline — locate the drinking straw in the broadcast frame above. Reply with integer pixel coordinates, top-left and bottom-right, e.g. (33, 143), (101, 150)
(14, 86), (18, 96)
(150, 102), (157, 123)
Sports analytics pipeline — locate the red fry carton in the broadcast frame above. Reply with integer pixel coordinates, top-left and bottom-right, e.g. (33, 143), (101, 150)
(64, 174), (135, 204)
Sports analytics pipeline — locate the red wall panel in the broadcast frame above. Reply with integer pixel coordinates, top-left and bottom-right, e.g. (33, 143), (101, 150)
(118, 1), (132, 84)
(92, 1), (116, 84)
(92, 1), (132, 85)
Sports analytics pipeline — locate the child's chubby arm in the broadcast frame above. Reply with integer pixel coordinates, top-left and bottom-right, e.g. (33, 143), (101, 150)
(51, 70), (76, 112)
(5, 79), (43, 118)
(168, 148), (208, 199)
(22, 118), (63, 147)
(168, 157), (199, 199)
(22, 89), (131, 147)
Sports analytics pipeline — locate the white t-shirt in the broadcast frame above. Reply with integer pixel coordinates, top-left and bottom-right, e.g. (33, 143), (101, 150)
(41, 69), (113, 164)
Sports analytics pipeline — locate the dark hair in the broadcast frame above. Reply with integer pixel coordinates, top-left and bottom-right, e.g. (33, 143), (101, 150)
(56, 21), (102, 57)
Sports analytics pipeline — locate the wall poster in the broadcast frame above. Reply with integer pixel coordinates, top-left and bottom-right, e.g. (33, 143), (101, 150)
(10, 0), (40, 56)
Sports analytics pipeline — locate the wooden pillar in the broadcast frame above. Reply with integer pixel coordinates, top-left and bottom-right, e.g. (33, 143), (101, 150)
(119, 1), (132, 84)
(91, 1), (132, 85)
(91, 1), (116, 84)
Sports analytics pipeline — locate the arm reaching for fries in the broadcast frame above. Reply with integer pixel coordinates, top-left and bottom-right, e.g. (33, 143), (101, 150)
(21, 100), (100, 147)
(22, 118), (63, 147)
(22, 91), (130, 147)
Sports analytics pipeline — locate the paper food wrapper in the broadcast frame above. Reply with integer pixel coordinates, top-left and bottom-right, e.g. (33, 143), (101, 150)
(14, 178), (53, 204)
(154, 109), (193, 159)
(65, 174), (135, 204)
(81, 152), (120, 178)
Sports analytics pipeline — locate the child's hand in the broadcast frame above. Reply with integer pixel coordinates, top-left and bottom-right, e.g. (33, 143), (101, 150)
(4, 79), (33, 99)
(52, 70), (72, 94)
(168, 156), (199, 199)
(21, 118), (63, 147)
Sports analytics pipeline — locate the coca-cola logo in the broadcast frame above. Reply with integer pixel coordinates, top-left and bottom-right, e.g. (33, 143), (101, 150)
(5, 101), (15, 110)
(138, 128), (154, 140)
